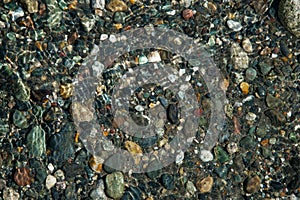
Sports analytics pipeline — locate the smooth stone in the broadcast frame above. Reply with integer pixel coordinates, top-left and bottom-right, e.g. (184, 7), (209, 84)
(199, 149), (214, 162)
(215, 165), (228, 179)
(227, 20), (243, 32)
(15, 80), (30, 101)
(161, 174), (175, 190)
(245, 67), (257, 81)
(266, 94), (284, 108)
(259, 61), (273, 75)
(113, 12), (126, 23)
(20, 0), (38, 13)
(242, 38), (253, 53)
(27, 125), (46, 158)
(146, 160), (162, 179)
(214, 146), (229, 163)
(46, 175), (57, 190)
(264, 109), (286, 126)
(245, 175), (261, 193)
(196, 176), (214, 193)
(92, 0), (105, 9)
(240, 136), (256, 149)
(13, 110), (29, 129)
(186, 181), (197, 195)
(167, 104), (179, 124)
(105, 172), (125, 199)
(80, 16), (96, 32)
(278, 0), (300, 38)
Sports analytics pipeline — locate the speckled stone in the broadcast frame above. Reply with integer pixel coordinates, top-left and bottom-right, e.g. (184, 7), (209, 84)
(279, 0), (300, 38)
(105, 172), (125, 199)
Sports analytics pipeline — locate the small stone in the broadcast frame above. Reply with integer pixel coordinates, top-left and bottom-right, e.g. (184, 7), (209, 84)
(20, 0), (39, 13)
(138, 55), (148, 65)
(60, 83), (73, 99)
(14, 168), (33, 186)
(106, 0), (128, 12)
(124, 141), (143, 154)
(113, 12), (126, 23)
(161, 174), (175, 190)
(135, 105), (144, 112)
(245, 67), (257, 81)
(81, 16), (96, 32)
(186, 181), (197, 195)
(240, 82), (250, 95)
(92, 0), (105, 10)
(259, 60), (273, 75)
(54, 170), (65, 181)
(245, 175), (261, 193)
(242, 38), (253, 53)
(3, 188), (20, 200)
(231, 43), (249, 70)
(12, 7), (25, 21)
(13, 110), (29, 129)
(90, 180), (107, 199)
(214, 146), (229, 163)
(167, 104), (179, 124)
(147, 51), (161, 62)
(182, 9), (193, 20)
(196, 176), (214, 193)
(146, 160), (162, 179)
(89, 156), (104, 173)
(227, 20), (243, 32)
(266, 94), (284, 108)
(200, 149), (214, 162)
(105, 172), (125, 199)
(15, 79), (30, 101)
(278, 0), (300, 38)
(226, 142), (238, 154)
(46, 175), (57, 190)
(27, 125), (46, 158)
(265, 109), (286, 126)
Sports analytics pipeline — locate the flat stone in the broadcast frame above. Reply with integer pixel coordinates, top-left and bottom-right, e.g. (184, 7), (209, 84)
(105, 172), (125, 199)
(245, 175), (261, 193)
(199, 149), (214, 162)
(196, 176), (214, 193)
(46, 175), (57, 190)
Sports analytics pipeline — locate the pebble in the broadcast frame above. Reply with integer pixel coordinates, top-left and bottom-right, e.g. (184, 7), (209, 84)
(186, 181), (197, 195)
(13, 110), (29, 129)
(90, 180), (107, 199)
(161, 174), (175, 190)
(92, 0), (105, 10)
(266, 94), (284, 108)
(89, 156), (104, 173)
(20, 0), (38, 13)
(113, 12), (126, 24)
(245, 175), (261, 193)
(196, 176), (214, 193)
(14, 168), (32, 186)
(167, 104), (179, 124)
(11, 7), (25, 21)
(231, 43), (249, 70)
(46, 175), (57, 190)
(226, 142), (238, 154)
(265, 109), (286, 126)
(124, 141), (143, 154)
(15, 79), (30, 101)
(26, 125), (46, 158)
(278, 0), (300, 38)
(60, 83), (73, 99)
(105, 172), (125, 199)
(106, 0), (128, 12)
(80, 16), (96, 32)
(227, 20), (243, 32)
(214, 146), (230, 163)
(245, 67), (257, 81)
(138, 55), (148, 65)
(3, 188), (20, 200)
(240, 82), (250, 95)
(242, 38), (253, 53)
(182, 9), (194, 20)
(199, 149), (214, 162)
(147, 51), (161, 62)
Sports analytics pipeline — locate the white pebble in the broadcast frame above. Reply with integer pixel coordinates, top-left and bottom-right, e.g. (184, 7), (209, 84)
(200, 149), (214, 162)
(46, 175), (57, 190)
(227, 20), (243, 32)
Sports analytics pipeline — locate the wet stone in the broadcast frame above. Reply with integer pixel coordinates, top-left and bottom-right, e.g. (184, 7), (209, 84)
(161, 174), (175, 190)
(27, 125), (46, 158)
(14, 167), (33, 186)
(167, 104), (179, 124)
(214, 146), (229, 164)
(106, 0), (128, 12)
(245, 67), (257, 81)
(240, 136), (256, 149)
(259, 61), (273, 75)
(266, 94), (284, 108)
(227, 20), (243, 32)
(105, 172), (125, 199)
(113, 12), (126, 24)
(200, 149), (214, 162)
(146, 160), (162, 179)
(186, 181), (197, 195)
(13, 110), (29, 129)
(196, 176), (214, 194)
(3, 188), (20, 200)
(46, 175), (57, 190)
(245, 175), (261, 193)
(265, 109), (286, 126)
(215, 165), (228, 179)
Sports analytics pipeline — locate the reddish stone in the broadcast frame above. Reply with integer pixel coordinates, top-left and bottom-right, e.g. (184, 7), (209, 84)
(182, 9), (193, 20)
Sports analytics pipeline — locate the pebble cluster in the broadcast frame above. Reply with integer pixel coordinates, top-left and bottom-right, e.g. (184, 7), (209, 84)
(0, 0), (299, 199)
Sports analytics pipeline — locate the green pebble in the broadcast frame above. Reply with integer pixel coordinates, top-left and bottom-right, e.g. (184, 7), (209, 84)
(27, 125), (46, 158)
(214, 146), (230, 163)
(105, 172), (125, 199)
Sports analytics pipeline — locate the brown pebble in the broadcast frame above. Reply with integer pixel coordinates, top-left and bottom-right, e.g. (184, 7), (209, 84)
(182, 9), (193, 20)
(125, 141), (143, 154)
(106, 0), (128, 12)
(59, 83), (73, 99)
(67, 32), (78, 45)
(196, 176), (214, 193)
(245, 175), (261, 193)
(14, 168), (33, 186)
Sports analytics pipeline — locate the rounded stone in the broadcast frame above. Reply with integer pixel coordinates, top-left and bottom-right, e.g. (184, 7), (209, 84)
(196, 176), (214, 193)
(105, 172), (125, 199)
(245, 175), (261, 193)
(278, 0), (300, 38)
(245, 67), (257, 81)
